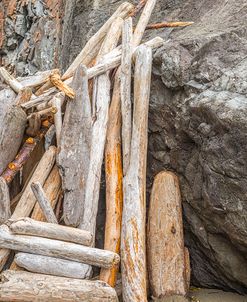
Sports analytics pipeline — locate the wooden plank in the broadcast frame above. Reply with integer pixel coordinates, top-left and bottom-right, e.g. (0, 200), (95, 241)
(0, 178), (10, 224)
(0, 225), (120, 268)
(0, 270), (119, 301)
(9, 217), (92, 246)
(100, 72), (123, 287)
(121, 45), (152, 302)
(147, 171), (187, 298)
(57, 65), (91, 227)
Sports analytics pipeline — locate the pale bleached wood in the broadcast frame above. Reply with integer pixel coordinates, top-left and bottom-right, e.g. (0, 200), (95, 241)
(51, 96), (62, 147)
(0, 270), (119, 302)
(31, 165), (61, 222)
(121, 45), (152, 302)
(147, 171), (187, 298)
(9, 217), (92, 246)
(15, 253), (91, 279)
(14, 87), (32, 106)
(31, 182), (58, 224)
(0, 178), (10, 224)
(18, 69), (59, 88)
(0, 67), (23, 93)
(0, 249), (9, 271)
(100, 72), (123, 287)
(50, 71), (75, 99)
(132, 0), (157, 47)
(0, 225), (120, 268)
(57, 65), (91, 227)
(121, 17), (133, 175)
(62, 2), (134, 80)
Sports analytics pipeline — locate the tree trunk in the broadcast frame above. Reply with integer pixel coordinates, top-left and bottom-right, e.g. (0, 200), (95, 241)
(147, 171), (187, 298)
(0, 270), (119, 302)
(121, 45), (152, 302)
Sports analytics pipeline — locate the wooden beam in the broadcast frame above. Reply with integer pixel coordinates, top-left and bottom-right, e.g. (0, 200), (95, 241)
(121, 45), (152, 302)
(147, 171), (187, 298)
(0, 270), (119, 301)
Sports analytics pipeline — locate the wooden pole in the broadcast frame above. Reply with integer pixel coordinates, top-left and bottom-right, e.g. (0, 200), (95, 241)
(120, 17), (133, 175)
(9, 217), (92, 246)
(0, 178), (10, 224)
(15, 253), (92, 279)
(121, 45), (152, 302)
(0, 225), (120, 268)
(146, 21), (194, 29)
(57, 65), (91, 227)
(51, 96), (63, 147)
(100, 72), (123, 287)
(0, 270), (119, 302)
(31, 182), (58, 224)
(147, 171), (187, 298)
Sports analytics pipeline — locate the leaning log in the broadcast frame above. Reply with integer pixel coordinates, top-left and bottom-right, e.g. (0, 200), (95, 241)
(100, 72), (123, 287)
(57, 65), (91, 227)
(9, 217), (92, 246)
(15, 253), (91, 279)
(0, 270), (119, 302)
(0, 225), (119, 268)
(121, 45), (152, 302)
(147, 171), (187, 298)
(0, 67), (23, 93)
(0, 178), (10, 224)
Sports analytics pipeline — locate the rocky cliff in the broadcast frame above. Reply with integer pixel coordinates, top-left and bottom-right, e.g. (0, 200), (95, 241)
(1, 0), (247, 294)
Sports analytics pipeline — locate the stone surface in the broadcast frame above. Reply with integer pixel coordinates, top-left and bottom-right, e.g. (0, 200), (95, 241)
(1, 0), (247, 295)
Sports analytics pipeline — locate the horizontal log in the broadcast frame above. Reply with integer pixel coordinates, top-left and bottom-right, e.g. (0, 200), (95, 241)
(9, 217), (92, 246)
(0, 225), (119, 268)
(15, 253), (91, 279)
(18, 69), (59, 88)
(0, 270), (119, 301)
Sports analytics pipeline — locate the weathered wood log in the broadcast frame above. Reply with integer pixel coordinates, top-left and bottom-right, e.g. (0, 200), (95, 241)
(146, 21), (194, 29)
(121, 17), (133, 175)
(19, 69), (59, 88)
(0, 67), (23, 93)
(132, 0), (157, 47)
(0, 270), (119, 302)
(184, 247), (191, 292)
(21, 87), (57, 110)
(0, 178), (10, 224)
(31, 182), (58, 224)
(9, 217), (92, 246)
(130, 0), (147, 17)
(0, 225), (120, 268)
(31, 165), (61, 221)
(57, 65), (91, 227)
(62, 1), (134, 80)
(147, 171), (187, 298)
(27, 106), (57, 120)
(100, 72), (123, 287)
(121, 45), (152, 302)
(45, 124), (56, 150)
(51, 96), (62, 147)
(79, 18), (123, 239)
(50, 71), (75, 99)
(15, 253), (91, 279)
(15, 87), (32, 106)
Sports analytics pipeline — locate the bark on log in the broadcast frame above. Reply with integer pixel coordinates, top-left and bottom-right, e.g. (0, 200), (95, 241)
(0, 270), (119, 302)
(9, 217), (92, 246)
(146, 21), (194, 29)
(100, 72), (123, 287)
(0, 178), (10, 224)
(147, 171), (187, 298)
(62, 1), (134, 80)
(31, 182), (58, 224)
(0, 67), (23, 93)
(15, 253), (91, 279)
(50, 71), (75, 99)
(57, 65), (91, 227)
(121, 45), (152, 302)
(120, 17), (133, 175)
(0, 225), (120, 268)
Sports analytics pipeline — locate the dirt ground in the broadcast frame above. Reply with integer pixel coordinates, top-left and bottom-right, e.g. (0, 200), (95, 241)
(188, 288), (247, 302)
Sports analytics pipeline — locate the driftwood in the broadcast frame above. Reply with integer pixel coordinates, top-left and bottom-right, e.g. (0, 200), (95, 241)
(120, 17), (133, 175)
(31, 182), (58, 224)
(51, 96), (62, 147)
(57, 65), (91, 227)
(9, 217), (92, 246)
(147, 171), (187, 298)
(62, 1), (134, 80)
(0, 67), (23, 93)
(50, 71), (75, 99)
(146, 21), (194, 29)
(121, 45), (152, 302)
(100, 72), (123, 286)
(184, 247), (191, 292)
(0, 270), (119, 302)
(14, 87), (32, 105)
(15, 253), (91, 279)
(0, 178), (10, 224)
(21, 87), (57, 110)
(31, 165), (61, 221)
(0, 225), (120, 268)
(19, 69), (59, 88)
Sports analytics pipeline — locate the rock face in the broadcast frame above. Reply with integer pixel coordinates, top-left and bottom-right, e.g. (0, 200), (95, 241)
(1, 0), (247, 294)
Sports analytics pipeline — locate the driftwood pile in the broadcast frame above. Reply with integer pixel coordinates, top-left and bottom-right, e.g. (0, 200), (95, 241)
(0, 0), (193, 301)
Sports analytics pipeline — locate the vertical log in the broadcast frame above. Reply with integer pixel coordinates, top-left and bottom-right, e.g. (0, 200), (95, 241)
(100, 72), (123, 287)
(0, 178), (10, 224)
(51, 96), (63, 147)
(57, 65), (91, 227)
(121, 45), (152, 302)
(147, 171), (187, 298)
(120, 17), (133, 175)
